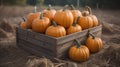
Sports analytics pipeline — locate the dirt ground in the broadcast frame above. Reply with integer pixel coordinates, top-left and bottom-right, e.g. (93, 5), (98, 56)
(0, 6), (120, 67)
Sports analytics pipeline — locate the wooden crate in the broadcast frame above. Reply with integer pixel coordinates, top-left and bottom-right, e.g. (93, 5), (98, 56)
(16, 25), (102, 60)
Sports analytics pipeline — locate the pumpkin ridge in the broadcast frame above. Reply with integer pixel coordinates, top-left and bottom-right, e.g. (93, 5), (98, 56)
(80, 47), (85, 61)
(84, 46), (90, 58)
(97, 38), (103, 50)
(71, 47), (77, 61)
(67, 11), (71, 28)
(74, 48), (80, 61)
(78, 47), (83, 61)
(83, 46), (88, 60)
(99, 38), (103, 49)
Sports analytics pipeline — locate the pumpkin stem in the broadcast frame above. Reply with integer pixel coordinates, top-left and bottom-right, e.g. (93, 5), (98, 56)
(47, 4), (52, 10)
(40, 12), (43, 19)
(70, 5), (75, 10)
(85, 6), (92, 15)
(83, 12), (87, 16)
(72, 16), (79, 26)
(33, 6), (37, 13)
(22, 18), (26, 22)
(52, 21), (58, 27)
(63, 5), (69, 11)
(89, 33), (95, 39)
(75, 39), (81, 48)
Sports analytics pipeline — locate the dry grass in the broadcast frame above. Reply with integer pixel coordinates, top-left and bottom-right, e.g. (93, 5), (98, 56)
(0, 28), (8, 38)
(0, 18), (14, 32)
(26, 57), (54, 67)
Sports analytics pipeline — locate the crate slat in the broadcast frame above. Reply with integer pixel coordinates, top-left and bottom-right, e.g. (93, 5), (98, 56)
(18, 42), (55, 59)
(56, 25), (102, 45)
(18, 39), (56, 57)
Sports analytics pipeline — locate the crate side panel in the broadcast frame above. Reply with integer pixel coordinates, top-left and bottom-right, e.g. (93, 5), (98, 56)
(25, 38), (56, 52)
(27, 31), (57, 44)
(17, 39), (56, 57)
(17, 42), (55, 59)
(17, 28), (28, 34)
(57, 25), (102, 45)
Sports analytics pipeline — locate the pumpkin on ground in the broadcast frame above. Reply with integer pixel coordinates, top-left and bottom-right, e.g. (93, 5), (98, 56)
(70, 5), (82, 21)
(32, 12), (51, 33)
(86, 33), (103, 53)
(45, 21), (66, 37)
(67, 16), (82, 35)
(53, 5), (73, 28)
(20, 18), (27, 29)
(26, 7), (40, 29)
(43, 4), (56, 21)
(77, 13), (93, 30)
(87, 6), (98, 27)
(69, 39), (90, 62)
(82, 6), (90, 16)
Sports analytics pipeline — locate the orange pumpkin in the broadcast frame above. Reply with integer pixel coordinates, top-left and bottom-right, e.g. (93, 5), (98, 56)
(53, 5), (73, 28)
(26, 8), (40, 29)
(77, 13), (93, 30)
(82, 6), (90, 16)
(87, 7), (98, 27)
(32, 12), (51, 33)
(67, 16), (82, 35)
(45, 21), (66, 37)
(69, 39), (90, 62)
(43, 4), (56, 21)
(86, 33), (103, 53)
(20, 18), (27, 29)
(70, 5), (82, 21)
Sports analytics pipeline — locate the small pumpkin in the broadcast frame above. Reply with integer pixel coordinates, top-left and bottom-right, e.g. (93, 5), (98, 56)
(77, 13), (93, 30)
(45, 21), (66, 37)
(67, 16), (82, 35)
(82, 6), (90, 16)
(69, 39), (90, 62)
(32, 12), (51, 33)
(26, 7), (40, 29)
(43, 4), (56, 21)
(53, 5), (73, 28)
(20, 18), (27, 29)
(70, 5), (82, 21)
(87, 7), (98, 27)
(86, 33), (103, 53)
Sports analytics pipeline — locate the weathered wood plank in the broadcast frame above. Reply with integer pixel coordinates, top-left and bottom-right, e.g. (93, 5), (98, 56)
(17, 33), (27, 40)
(17, 27), (28, 35)
(57, 41), (74, 55)
(56, 25), (102, 45)
(26, 38), (56, 52)
(18, 39), (56, 57)
(27, 30), (57, 44)
(17, 42), (56, 59)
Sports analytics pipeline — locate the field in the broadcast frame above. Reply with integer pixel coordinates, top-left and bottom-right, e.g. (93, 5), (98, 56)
(0, 6), (120, 67)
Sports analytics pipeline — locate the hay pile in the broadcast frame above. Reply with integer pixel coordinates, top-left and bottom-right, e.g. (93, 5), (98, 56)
(0, 28), (8, 38)
(0, 18), (15, 39)
(0, 18), (14, 32)
(101, 44), (120, 67)
(26, 58), (54, 67)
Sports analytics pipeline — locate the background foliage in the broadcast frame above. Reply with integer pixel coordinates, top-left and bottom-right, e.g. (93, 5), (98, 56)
(0, 0), (120, 9)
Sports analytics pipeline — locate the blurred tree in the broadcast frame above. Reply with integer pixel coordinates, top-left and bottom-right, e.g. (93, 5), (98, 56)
(0, 0), (120, 9)
(44, 0), (56, 5)
(0, 0), (27, 5)
(27, 0), (44, 6)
